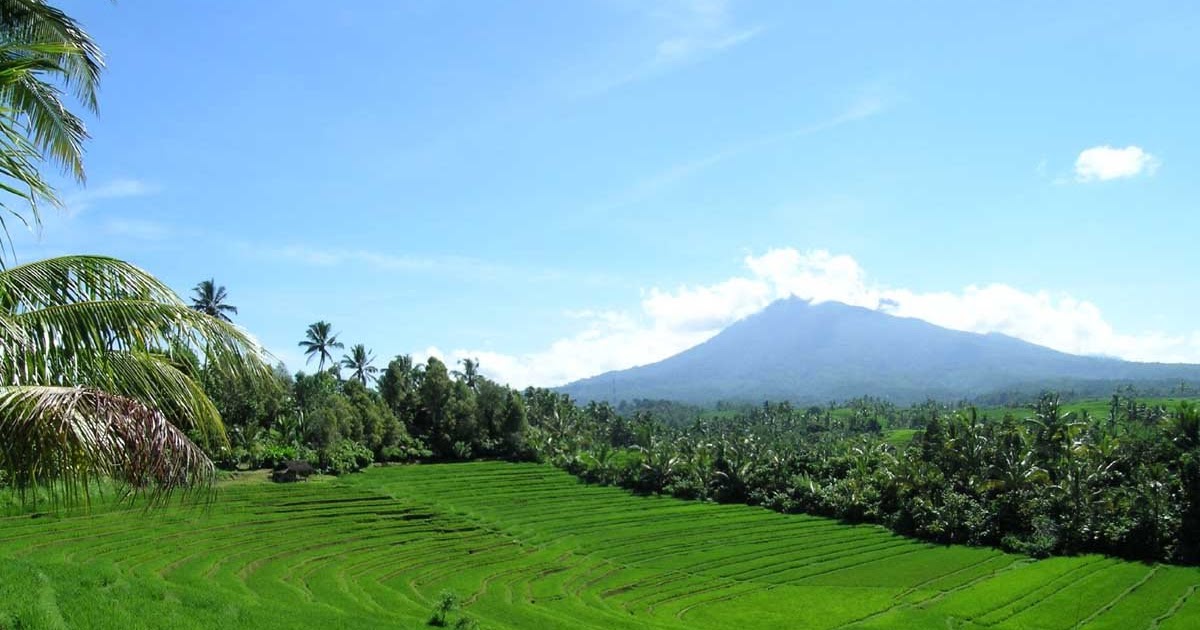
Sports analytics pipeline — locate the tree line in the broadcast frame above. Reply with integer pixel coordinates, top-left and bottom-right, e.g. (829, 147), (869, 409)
(193, 285), (532, 474)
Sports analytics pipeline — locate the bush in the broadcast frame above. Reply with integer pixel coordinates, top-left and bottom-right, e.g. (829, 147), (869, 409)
(1002, 516), (1060, 558)
(322, 440), (373, 475)
(381, 443), (429, 463)
(257, 442), (318, 470)
(428, 589), (460, 627)
(666, 477), (706, 501)
(451, 441), (473, 461)
(214, 447), (241, 471)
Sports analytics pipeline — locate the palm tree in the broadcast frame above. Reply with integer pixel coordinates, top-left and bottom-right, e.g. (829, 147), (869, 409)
(0, 4), (271, 504)
(341, 344), (378, 385)
(298, 321), (342, 371)
(0, 255), (266, 503)
(0, 0), (104, 255)
(189, 278), (238, 322)
(453, 357), (481, 389)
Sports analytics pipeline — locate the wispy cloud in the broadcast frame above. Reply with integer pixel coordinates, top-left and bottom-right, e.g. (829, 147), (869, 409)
(254, 244), (514, 277)
(578, 0), (763, 96)
(63, 178), (160, 215)
(1074, 145), (1159, 182)
(603, 85), (893, 207)
(242, 243), (627, 288)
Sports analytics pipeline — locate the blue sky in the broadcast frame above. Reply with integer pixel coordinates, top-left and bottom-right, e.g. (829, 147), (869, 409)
(21, 0), (1200, 386)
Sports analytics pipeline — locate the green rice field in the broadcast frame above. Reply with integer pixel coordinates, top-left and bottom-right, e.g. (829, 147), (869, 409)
(2, 462), (1199, 629)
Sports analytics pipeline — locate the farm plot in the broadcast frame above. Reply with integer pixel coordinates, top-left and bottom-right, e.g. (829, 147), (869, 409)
(1, 462), (1198, 629)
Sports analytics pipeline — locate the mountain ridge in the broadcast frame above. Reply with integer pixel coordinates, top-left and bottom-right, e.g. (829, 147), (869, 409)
(557, 297), (1200, 404)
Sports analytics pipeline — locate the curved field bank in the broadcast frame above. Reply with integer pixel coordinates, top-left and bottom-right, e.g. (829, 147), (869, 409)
(0, 462), (1197, 629)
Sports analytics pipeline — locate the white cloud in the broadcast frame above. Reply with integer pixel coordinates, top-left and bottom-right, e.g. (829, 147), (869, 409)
(1074, 145), (1159, 182)
(439, 248), (1200, 389)
(64, 178), (159, 214)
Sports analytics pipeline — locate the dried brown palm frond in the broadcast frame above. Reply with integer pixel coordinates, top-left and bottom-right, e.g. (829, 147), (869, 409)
(0, 386), (214, 506)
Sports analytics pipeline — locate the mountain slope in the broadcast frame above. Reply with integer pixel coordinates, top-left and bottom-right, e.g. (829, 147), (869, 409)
(558, 298), (1200, 404)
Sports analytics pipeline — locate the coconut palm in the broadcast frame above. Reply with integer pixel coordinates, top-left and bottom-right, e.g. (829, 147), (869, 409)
(0, 0), (104, 255)
(298, 321), (342, 371)
(453, 357), (481, 389)
(189, 278), (238, 322)
(0, 255), (266, 503)
(340, 343), (377, 385)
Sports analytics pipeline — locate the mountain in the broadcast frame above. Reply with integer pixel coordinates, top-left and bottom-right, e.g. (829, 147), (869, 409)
(558, 298), (1200, 405)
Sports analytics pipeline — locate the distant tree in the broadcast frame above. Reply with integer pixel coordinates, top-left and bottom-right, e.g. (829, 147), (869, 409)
(416, 357), (454, 453)
(203, 358), (290, 432)
(446, 380), (478, 458)
(500, 390), (529, 455)
(379, 354), (416, 415)
(190, 278), (238, 322)
(298, 321), (343, 371)
(340, 343), (378, 385)
(453, 357), (481, 390)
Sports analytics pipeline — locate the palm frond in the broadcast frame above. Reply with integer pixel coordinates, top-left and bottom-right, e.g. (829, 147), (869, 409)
(0, 57), (86, 179)
(0, 103), (57, 256)
(0, 256), (271, 503)
(0, 386), (213, 506)
(0, 254), (179, 308)
(0, 0), (103, 112)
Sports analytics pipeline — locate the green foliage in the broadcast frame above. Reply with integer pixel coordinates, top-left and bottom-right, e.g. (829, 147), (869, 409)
(427, 589), (459, 627)
(255, 441), (318, 470)
(0, 0), (105, 254)
(521, 391), (1200, 565)
(0, 256), (269, 505)
(452, 616), (479, 630)
(320, 440), (373, 475)
(198, 341), (530, 482)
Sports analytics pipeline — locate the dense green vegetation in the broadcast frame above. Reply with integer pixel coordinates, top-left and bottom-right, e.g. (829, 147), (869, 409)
(2, 462), (1199, 629)
(202, 341), (1200, 566)
(205, 345), (531, 475)
(533, 393), (1200, 565)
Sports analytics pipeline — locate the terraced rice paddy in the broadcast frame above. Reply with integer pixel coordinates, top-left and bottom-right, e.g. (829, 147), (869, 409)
(2, 462), (1199, 629)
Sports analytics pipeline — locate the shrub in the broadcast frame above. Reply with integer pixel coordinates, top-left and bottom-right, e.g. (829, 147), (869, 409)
(321, 440), (373, 475)
(214, 448), (236, 471)
(453, 616), (479, 630)
(451, 441), (473, 461)
(381, 443), (429, 463)
(428, 589), (460, 627)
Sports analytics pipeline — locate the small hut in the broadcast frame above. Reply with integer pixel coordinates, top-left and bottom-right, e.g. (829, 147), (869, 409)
(271, 460), (315, 483)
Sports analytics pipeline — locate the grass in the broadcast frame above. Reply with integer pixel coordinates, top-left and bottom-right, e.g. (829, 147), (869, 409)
(1, 461), (1198, 629)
